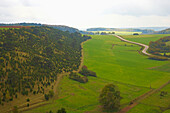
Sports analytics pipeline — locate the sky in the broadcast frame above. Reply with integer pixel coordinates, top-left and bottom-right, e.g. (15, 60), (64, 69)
(0, 0), (170, 29)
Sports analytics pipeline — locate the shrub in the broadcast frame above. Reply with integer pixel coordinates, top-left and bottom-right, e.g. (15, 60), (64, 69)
(160, 91), (168, 97)
(49, 90), (54, 98)
(133, 33), (139, 35)
(26, 98), (30, 102)
(44, 94), (49, 100)
(79, 68), (97, 77)
(69, 72), (88, 83)
(57, 108), (66, 113)
(49, 110), (53, 113)
(27, 103), (29, 107)
(33, 91), (36, 95)
(9, 97), (13, 101)
(149, 55), (168, 61)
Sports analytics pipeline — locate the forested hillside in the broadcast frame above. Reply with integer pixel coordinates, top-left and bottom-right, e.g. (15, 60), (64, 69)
(148, 36), (170, 57)
(155, 28), (170, 34)
(0, 26), (91, 102)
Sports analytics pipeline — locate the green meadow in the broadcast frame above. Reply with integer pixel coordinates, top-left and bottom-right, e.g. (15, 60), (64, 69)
(122, 34), (170, 45)
(26, 35), (170, 113)
(128, 84), (170, 113)
(123, 34), (170, 73)
(84, 35), (169, 88)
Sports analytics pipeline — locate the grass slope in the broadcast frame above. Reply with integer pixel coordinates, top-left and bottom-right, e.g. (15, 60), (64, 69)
(128, 84), (170, 113)
(26, 35), (170, 113)
(25, 76), (149, 113)
(84, 35), (169, 88)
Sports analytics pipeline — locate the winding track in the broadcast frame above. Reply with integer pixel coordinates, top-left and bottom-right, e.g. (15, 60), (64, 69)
(114, 35), (170, 112)
(114, 35), (151, 56)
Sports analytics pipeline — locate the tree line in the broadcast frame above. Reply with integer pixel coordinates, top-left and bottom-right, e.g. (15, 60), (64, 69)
(148, 36), (170, 57)
(69, 65), (97, 83)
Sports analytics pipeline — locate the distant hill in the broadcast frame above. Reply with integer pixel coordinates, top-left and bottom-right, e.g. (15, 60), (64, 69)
(86, 28), (155, 34)
(45, 25), (79, 33)
(0, 22), (41, 26)
(136, 27), (169, 31)
(0, 23), (80, 33)
(155, 28), (170, 34)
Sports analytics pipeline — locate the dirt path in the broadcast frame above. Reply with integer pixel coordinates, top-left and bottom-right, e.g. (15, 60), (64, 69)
(53, 72), (69, 99)
(77, 39), (91, 72)
(118, 80), (170, 113)
(53, 39), (90, 99)
(114, 35), (151, 56)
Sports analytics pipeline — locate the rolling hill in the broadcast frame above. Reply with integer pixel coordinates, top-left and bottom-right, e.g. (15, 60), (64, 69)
(155, 28), (170, 34)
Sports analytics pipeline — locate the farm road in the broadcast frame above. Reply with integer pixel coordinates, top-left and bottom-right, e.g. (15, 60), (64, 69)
(117, 80), (170, 113)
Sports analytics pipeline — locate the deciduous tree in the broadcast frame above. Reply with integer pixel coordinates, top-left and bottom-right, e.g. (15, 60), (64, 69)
(99, 84), (121, 111)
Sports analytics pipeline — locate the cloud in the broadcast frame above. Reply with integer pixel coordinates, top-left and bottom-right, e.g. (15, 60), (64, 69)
(19, 0), (39, 7)
(104, 0), (170, 16)
(0, 0), (170, 28)
(0, 0), (20, 7)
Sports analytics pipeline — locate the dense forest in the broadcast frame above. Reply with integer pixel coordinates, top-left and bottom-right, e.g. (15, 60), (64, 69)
(148, 36), (170, 57)
(0, 26), (91, 103)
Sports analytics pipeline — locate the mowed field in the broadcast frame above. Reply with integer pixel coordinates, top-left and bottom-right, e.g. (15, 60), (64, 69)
(26, 35), (170, 113)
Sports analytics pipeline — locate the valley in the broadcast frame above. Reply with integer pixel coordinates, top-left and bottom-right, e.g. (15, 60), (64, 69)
(25, 34), (170, 113)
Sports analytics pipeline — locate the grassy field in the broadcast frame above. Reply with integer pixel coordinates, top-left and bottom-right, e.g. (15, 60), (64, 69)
(122, 34), (170, 45)
(25, 35), (170, 113)
(128, 84), (170, 113)
(25, 76), (149, 113)
(90, 31), (142, 35)
(163, 109), (170, 113)
(84, 35), (169, 88)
